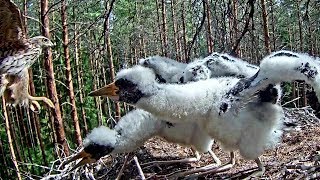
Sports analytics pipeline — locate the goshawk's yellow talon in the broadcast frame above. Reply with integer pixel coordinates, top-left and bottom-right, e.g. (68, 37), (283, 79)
(30, 103), (36, 112)
(27, 95), (54, 109)
(31, 100), (41, 111)
(43, 98), (54, 108)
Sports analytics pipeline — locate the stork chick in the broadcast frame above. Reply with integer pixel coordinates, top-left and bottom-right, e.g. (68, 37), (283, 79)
(180, 53), (259, 83)
(89, 65), (285, 178)
(206, 53), (259, 78)
(66, 109), (220, 169)
(139, 56), (187, 83)
(226, 50), (320, 111)
(181, 53), (282, 104)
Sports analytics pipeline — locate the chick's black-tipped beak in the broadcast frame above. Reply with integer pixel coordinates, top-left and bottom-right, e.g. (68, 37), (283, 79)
(63, 149), (97, 170)
(88, 82), (119, 101)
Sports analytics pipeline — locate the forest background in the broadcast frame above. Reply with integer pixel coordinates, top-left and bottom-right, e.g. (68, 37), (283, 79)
(0, 0), (319, 179)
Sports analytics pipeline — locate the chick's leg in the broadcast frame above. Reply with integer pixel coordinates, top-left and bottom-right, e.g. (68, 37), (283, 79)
(243, 157), (265, 180)
(208, 149), (221, 166)
(171, 151), (235, 178)
(142, 149), (201, 167)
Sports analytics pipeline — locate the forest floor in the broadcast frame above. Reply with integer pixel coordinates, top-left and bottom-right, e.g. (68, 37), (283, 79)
(44, 107), (320, 180)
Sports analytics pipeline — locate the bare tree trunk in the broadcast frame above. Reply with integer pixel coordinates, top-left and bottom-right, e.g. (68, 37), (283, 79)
(261, 0), (271, 54)
(29, 109), (47, 165)
(89, 44), (103, 125)
(41, 0), (69, 156)
(13, 110), (26, 162)
(288, 27), (297, 106)
(181, 1), (188, 62)
(205, 1), (213, 54)
(296, 1), (306, 107)
(61, 0), (82, 145)
(170, 0), (180, 60)
(74, 24), (88, 134)
(269, 0), (276, 50)
(231, 0), (239, 55)
(104, 1), (121, 121)
(2, 98), (22, 180)
(156, 0), (164, 56)
(141, 36), (147, 58)
(250, 9), (257, 62)
(9, 110), (23, 163)
(0, 137), (9, 176)
(161, 0), (169, 56)
(296, 1), (303, 52)
(22, 0), (47, 163)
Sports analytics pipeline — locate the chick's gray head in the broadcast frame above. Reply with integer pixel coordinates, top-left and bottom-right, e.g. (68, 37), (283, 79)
(89, 65), (157, 104)
(180, 61), (211, 83)
(65, 126), (116, 169)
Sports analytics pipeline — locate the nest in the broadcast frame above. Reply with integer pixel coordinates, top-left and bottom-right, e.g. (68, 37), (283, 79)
(40, 107), (320, 179)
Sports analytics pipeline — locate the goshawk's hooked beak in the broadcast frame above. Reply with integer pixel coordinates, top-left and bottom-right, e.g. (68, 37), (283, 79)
(88, 82), (119, 101)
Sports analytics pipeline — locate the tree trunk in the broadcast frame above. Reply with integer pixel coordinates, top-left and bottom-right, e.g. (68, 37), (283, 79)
(205, 1), (213, 54)
(10, 109), (23, 162)
(269, 0), (276, 50)
(170, 0), (180, 60)
(156, 0), (164, 56)
(251, 9), (257, 62)
(161, 0), (169, 56)
(61, 0), (82, 145)
(261, 0), (271, 54)
(232, 0), (239, 55)
(295, 1), (306, 107)
(104, 1), (121, 121)
(2, 98), (22, 180)
(0, 137), (9, 177)
(40, 0), (69, 156)
(22, 0), (48, 164)
(74, 23), (88, 134)
(181, 1), (188, 62)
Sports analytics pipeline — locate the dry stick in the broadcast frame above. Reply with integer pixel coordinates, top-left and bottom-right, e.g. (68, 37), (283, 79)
(116, 153), (131, 180)
(2, 97), (22, 180)
(133, 156), (145, 180)
(282, 97), (301, 107)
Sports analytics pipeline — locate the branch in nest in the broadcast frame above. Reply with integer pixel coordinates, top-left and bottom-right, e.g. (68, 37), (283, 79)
(134, 156), (145, 180)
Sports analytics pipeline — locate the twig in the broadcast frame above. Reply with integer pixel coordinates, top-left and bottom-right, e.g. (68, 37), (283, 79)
(133, 156), (145, 180)
(44, 0), (63, 17)
(186, 0), (207, 62)
(282, 97), (301, 107)
(116, 153), (131, 180)
(230, 0), (255, 55)
(100, 0), (117, 46)
(17, 161), (58, 171)
(23, 15), (43, 27)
